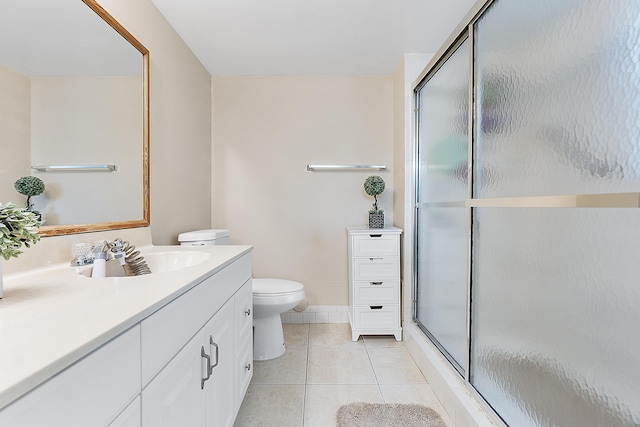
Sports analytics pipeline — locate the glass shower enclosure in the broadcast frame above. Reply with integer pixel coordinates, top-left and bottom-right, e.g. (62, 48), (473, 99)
(413, 0), (640, 425)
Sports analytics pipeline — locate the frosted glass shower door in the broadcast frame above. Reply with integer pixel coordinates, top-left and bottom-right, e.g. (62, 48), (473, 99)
(415, 37), (470, 373)
(471, 0), (640, 425)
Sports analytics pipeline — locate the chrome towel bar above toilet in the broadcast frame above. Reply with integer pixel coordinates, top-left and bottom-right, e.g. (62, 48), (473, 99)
(306, 164), (387, 171)
(32, 164), (117, 172)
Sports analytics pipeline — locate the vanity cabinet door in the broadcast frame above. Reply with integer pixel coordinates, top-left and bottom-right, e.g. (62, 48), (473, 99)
(204, 298), (236, 427)
(142, 328), (208, 427)
(109, 396), (141, 427)
(0, 326), (140, 427)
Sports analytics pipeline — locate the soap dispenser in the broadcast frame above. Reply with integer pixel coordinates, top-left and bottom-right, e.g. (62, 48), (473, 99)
(91, 250), (107, 278)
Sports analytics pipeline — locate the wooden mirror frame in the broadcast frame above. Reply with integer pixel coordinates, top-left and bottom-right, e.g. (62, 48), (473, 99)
(39, 0), (149, 237)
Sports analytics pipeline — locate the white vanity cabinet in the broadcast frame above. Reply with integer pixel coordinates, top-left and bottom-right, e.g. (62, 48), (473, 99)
(0, 247), (254, 427)
(347, 227), (402, 342)
(141, 266), (253, 427)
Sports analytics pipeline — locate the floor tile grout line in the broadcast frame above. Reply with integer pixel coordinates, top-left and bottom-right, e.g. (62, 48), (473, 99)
(302, 323), (310, 426)
(362, 336), (386, 404)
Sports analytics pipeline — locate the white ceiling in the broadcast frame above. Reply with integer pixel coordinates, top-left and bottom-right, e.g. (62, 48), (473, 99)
(150, 0), (478, 76)
(0, 0), (140, 77)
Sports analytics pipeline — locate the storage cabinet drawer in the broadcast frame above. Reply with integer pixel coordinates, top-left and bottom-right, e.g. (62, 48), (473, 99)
(352, 257), (399, 281)
(352, 234), (399, 257)
(353, 305), (400, 329)
(354, 281), (399, 304)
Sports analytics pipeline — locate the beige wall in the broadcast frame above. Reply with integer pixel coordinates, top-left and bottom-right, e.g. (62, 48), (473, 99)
(392, 59), (406, 231)
(30, 77), (142, 225)
(211, 75), (393, 306)
(0, 64), (31, 205)
(98, 0), (212, 245)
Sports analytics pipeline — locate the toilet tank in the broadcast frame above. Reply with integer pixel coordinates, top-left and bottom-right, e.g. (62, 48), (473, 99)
(178, 229), (230, 246)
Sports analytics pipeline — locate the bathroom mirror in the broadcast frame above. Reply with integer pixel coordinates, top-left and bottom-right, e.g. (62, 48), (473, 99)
(0, 0), (149, 237)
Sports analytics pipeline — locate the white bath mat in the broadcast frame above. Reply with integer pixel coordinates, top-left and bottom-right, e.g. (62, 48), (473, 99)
(336, 402), (446, 427)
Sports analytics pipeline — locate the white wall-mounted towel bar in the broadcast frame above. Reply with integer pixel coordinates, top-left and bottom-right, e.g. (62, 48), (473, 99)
(31, 165), (118, 172)
(31, 165), (117, 172)
(306, 164), (387, 172)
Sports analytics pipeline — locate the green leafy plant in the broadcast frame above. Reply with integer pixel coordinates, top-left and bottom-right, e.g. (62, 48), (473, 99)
(364, 175), (385, 214)
(0, 202), (42, 260)
(14, 176), (45, 210)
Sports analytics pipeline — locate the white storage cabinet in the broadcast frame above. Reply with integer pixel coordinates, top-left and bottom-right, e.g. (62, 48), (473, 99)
(347, 227), (402, 342)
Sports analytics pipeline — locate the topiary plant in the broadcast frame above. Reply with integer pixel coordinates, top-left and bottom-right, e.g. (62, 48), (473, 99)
(364, 175), (385, 213)
(14, 176), (45, 211)
(0, 202), (42, 260)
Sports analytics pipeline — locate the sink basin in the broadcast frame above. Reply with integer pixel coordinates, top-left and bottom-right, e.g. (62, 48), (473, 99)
(76, 251), (211, 277)
(143, 251), (210, 273)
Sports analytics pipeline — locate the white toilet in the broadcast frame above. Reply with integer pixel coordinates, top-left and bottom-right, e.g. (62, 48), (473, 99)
(177, 229), (306, 361)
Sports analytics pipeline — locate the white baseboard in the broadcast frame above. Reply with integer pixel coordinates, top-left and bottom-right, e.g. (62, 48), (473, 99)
(281, 305), (349, 324)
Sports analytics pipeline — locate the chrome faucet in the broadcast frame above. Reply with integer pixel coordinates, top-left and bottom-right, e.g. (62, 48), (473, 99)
(107, 239), (127, 266)
(70, 239), (126, 267)
(70, 242), (94, 266)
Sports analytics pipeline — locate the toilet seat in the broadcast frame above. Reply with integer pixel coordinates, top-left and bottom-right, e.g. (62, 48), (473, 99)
(253, 278), (303, 295)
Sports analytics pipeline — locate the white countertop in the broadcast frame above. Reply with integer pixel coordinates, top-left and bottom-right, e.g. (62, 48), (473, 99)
(0, 244), (253, 410)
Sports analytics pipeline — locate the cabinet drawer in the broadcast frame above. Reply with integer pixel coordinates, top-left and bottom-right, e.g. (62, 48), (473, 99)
(352, 234), (399, 257)
(353, 305), (400, 329)
(0, 326), (141, 427)
(235, 278), (253, 341)
(236, 334), (253, 406)
(354, 281), (399, 304)
(352, 257), (399, 281)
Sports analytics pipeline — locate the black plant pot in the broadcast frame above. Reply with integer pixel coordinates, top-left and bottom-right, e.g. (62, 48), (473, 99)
(368, 212), (384, 229)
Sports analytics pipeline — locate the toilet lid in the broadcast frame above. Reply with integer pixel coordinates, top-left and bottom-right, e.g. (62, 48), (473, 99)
(253, 278), (304, 295)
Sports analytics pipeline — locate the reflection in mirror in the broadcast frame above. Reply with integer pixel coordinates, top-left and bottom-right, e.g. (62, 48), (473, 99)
(0, 0), (149, 236)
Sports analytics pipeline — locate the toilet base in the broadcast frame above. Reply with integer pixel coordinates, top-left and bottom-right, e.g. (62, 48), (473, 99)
(253, 313), (286, 360)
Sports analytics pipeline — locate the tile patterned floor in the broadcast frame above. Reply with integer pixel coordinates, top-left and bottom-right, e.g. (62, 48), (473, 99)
(234, 323), (454, 426)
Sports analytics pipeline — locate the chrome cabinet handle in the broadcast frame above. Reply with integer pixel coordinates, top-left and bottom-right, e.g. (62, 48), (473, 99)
(245, 363), (251, 371)
(370, 281), (383, 285)
(245, 308), (251, 316)
(369, 257), (384, 261)
(201, 346), (211, 389)
(209, 335), (219, 374)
